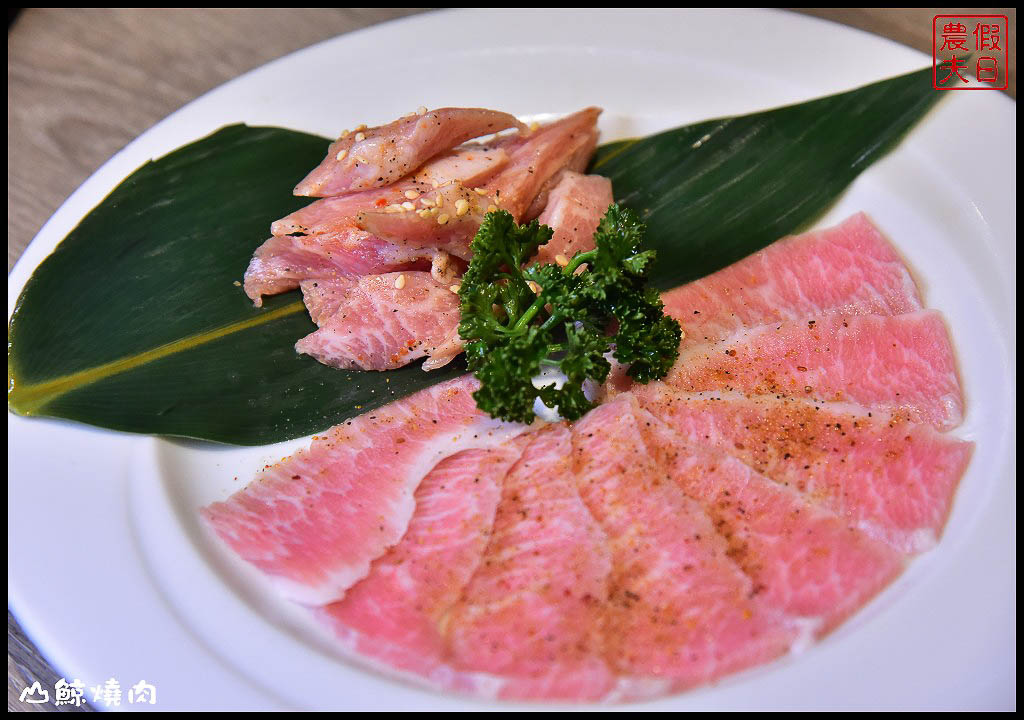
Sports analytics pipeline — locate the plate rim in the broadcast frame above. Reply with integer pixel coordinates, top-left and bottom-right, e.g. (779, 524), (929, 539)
(8, 8), (1016, 711)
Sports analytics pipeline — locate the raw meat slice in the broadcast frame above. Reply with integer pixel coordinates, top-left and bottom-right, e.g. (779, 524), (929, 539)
(243, 227), (435, 306)
(631, 401), (905, 635)
(352, 182), (490, 259)
(664, 312), (964, 430)
(319, 441), (526, 688)
(482, 107), (602, 221)
(294, 108), (526, 197)
(520, 131), (600, 221)
(201, 376), (525, 605)
(447, 424), (617, 701)
(245, 143), (516, 306)
(533, 172), (613, 266)
(294, 272), (462, 371)
(661, 213), (923, 347)
(347, 113), (605, 264)
(569, 399), (799, 693)
(632, 386), (973, 553)
(298, 279), (347, 326)
(245, 110), (601, 306)
(409, 141), (518, 189)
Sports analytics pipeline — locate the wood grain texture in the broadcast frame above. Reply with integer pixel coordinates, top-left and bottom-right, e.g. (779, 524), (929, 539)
(8, 8), (430, 274)
(7, 7), (1015, 712)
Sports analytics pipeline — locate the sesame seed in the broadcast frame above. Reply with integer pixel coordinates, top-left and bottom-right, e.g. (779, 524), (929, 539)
(354, 124), (367, 132)
(529, 121), (540, 132)
(528, 281), (541, 294)
(430, 207), (440, 217)
(404, 190), (420, 200)
(449, 284), (461, 294)
(474, 187), (488, 196)
(454, 198), (470, 217)
(401, 201), (415, 211)
(437, 213), (450, 225)
(394, 274), (406, 289)
(335, 149), (348, 162)
(354, 132), (366, 142)
(420, 198), (435, 207)
(417, 209), (432, 219)
(554, 254), (569, 267)
(573, 263), (588, 276)
(416, 106), (427, 115)
(486, 204), (497, 213)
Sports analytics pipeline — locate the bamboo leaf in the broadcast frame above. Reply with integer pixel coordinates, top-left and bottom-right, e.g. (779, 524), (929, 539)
(590, 66), (942, 288)
(8, 67), (941, 445)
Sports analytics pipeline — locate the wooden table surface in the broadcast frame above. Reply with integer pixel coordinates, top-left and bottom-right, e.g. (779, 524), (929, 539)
(7, 7), (1016, 712)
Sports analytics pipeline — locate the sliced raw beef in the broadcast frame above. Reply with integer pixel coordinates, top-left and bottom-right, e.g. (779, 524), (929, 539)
(294, 107), (526, 197)
(629, 399), (905, 635)
(294, 272), (462, 371)
(201, 376), (524, 604)
(664, 312), (964, 430)
(632, 386), (973, 553)
(661, 213), (923, 347)
(447, 424), (617, 701)
(319, 441), (526, 690)
(568, 400), (799, 694)
(534, 172), (613, 266)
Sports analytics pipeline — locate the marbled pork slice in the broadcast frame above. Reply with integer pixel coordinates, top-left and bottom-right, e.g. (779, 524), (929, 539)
(447, 424), (617, 701)
(533, 172), (614, 266)
(633, 386), (974, 553)
(631, 401), (905, 635)
(347, 110), (603, 258)
(201, 376), (525, 605)
(294, 107), (526, 196)
(318, 441), (526, 691)
(298, 279), (347, 326)
(569, 399), (799, 696)
(408, 140), (518, 190)
(243, 226), (435, 306)
(294, 272), (462, 371)
(244, 144), (514, 305)
(661, 213), (924, 348)
(520, 129), (601, 221)
(481, 107), (602, 221)
(665, 312), (964, 430)
(352, 181), (490, 258)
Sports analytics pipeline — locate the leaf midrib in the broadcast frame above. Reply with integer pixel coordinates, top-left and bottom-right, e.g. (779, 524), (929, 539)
(9, 300), (306, 412)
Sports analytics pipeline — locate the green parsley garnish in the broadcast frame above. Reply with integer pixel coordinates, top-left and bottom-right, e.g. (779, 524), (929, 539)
(457, 204), (682, 423)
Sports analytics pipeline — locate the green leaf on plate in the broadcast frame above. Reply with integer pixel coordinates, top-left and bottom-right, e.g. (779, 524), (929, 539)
(7, 67), (941, 445)
(590, 65), (942, 289)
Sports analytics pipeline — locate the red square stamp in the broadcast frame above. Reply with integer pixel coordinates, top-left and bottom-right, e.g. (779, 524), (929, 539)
(933, 15), (1010, 90)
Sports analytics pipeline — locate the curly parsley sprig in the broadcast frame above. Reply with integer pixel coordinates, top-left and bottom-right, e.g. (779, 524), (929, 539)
(457, 204), (682, 423)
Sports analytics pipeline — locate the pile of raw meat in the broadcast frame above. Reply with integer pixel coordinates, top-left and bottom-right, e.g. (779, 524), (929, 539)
(209, 107), (972, 702)
(244, 106), (608, 372)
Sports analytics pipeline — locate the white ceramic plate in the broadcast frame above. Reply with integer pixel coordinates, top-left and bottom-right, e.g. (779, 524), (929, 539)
(8, 9), (1015, 711)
